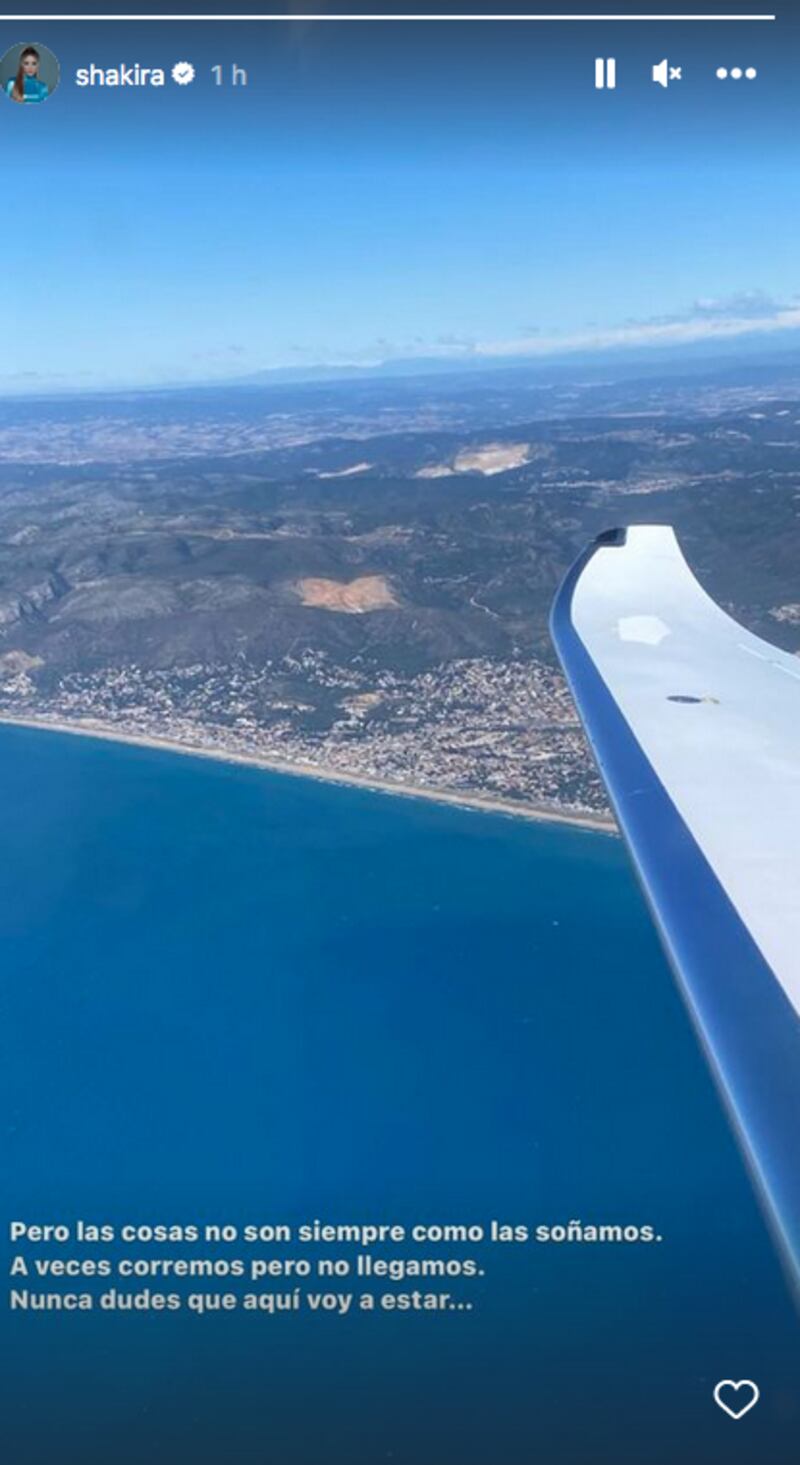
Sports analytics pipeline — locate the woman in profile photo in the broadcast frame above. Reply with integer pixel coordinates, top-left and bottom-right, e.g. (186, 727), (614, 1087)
(7, 46), (49, 104)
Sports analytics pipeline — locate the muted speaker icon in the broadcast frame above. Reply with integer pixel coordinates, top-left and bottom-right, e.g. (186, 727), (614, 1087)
(652, 58), (682, 87)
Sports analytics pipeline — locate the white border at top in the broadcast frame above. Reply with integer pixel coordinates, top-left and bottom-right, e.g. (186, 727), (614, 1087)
(0, 13), (780, 21)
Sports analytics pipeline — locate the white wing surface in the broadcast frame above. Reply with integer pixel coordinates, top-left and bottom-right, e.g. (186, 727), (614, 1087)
(551, 525), (800, 1288)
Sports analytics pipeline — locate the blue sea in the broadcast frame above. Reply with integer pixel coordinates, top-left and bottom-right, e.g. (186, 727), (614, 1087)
(1, 724), (798, 1464)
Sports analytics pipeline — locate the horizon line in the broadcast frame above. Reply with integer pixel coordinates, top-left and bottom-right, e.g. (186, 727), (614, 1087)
(1, 347), (798, 400)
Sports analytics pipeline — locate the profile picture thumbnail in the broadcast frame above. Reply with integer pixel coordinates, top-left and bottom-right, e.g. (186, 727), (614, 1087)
(0, 41), (60, 105)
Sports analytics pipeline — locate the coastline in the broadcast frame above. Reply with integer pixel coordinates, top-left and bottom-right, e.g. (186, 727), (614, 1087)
(0, 711), (617, 835)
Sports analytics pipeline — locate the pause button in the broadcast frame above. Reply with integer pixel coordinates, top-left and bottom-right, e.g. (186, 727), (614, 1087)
(595, 57), (616, 89)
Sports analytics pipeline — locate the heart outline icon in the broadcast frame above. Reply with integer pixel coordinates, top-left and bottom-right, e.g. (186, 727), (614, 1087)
(713, 1379), (760, 1420)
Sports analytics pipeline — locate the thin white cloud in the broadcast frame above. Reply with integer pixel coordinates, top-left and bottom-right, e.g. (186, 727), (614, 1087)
(319, 294), (800, 370)
(689, 290), (791, 320)
(474, 304), (800, 360)
(379, 293), (800, 365)
(3, 293), (798, 395)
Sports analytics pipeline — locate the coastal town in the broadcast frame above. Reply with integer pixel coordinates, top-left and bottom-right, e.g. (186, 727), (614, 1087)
(0, 650), (609, 824)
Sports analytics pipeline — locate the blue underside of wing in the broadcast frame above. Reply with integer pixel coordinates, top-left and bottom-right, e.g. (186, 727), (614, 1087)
(551, 533), (800, 1295)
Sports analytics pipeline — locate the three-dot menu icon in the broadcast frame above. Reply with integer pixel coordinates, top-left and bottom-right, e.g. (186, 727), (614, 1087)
(716, 66), (757, 80)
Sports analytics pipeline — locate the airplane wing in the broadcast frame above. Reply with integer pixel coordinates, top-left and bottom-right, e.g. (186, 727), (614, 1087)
(550, 525), (800, 1291)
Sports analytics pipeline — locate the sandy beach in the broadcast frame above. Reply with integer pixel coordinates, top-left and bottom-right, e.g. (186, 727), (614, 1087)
(0, 712), (616, 835)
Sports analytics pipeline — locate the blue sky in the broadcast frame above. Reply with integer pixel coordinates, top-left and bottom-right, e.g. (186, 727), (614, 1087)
(2, 14), (797, 391)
